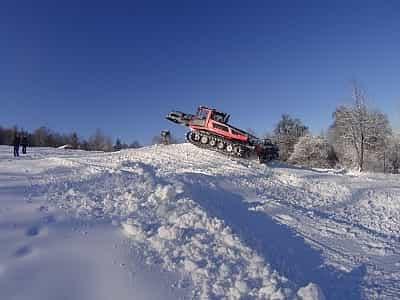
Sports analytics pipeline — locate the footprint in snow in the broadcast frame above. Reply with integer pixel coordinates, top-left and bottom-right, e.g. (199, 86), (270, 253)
(26, 226), (40, 237)
(14, 245), (32, 258)
(38, 205), (48, 213)
(43, 215), (56, 224)
(26, 220), (51, 237)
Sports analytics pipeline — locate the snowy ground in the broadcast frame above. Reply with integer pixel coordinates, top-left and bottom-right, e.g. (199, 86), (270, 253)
(1, 144), (399, 299)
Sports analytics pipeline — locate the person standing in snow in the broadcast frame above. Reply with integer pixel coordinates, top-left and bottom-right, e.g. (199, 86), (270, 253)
(160, 130), (171, 145)
(255, 144), (266, 163)
(21, 135), (28, 154)
(13, 134), (21, 157)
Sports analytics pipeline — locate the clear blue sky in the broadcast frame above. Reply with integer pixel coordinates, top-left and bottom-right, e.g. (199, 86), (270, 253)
(1, 0), (399, 144)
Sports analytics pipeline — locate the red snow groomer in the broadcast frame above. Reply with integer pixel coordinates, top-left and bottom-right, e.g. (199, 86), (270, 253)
(166, 106), (279, 162)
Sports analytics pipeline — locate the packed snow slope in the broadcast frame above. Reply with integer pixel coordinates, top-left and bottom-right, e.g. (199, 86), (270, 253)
(1, 144), (400, 299)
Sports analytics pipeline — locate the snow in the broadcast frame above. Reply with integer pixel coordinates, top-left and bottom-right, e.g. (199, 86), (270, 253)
(1, 143), (400, 299)
(57, 144), (73, 149)
(297, 283), (326, 300)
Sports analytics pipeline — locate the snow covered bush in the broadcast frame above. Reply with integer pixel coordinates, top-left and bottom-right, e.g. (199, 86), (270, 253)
(289, 135), (337, 168)
(273, 114), (309, 161)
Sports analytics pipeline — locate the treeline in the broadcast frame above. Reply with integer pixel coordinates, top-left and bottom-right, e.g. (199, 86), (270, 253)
(267, 83), (400, 173)
(0, 126), (141, 152)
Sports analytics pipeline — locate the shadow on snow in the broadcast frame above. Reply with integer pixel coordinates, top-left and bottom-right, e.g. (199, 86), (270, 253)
(179, 172), (366, 300)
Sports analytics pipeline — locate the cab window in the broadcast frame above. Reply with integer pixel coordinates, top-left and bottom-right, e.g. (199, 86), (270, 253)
(197, 109), (208, 120)
(213, 123), (229, 132)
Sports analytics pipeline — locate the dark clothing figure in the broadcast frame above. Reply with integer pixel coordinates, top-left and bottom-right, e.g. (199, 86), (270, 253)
(21, 136), (28, 154)
(13, 135), (21, 157)
(160, 130), (171, 145)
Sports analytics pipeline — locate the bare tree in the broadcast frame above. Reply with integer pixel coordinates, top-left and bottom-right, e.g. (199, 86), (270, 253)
(330, 84), (391, 171)
(0, 124), (140, 152)
(0, 126), (13, 145)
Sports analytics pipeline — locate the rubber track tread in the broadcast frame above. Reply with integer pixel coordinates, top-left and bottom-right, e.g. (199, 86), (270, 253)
(186, 130), (253, 158)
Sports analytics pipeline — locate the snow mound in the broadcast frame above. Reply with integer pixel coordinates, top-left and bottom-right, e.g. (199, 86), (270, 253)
(57, 144), (73, 149)
(44, 158), (297, 299)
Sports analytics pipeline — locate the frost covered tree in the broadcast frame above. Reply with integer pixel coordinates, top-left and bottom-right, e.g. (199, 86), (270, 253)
(88, 129), (113, 152)
(289, 135), (337, 168)
(330, 84), (391, 171)
(386, 133), (400, 174)
(273, 114), (309, 161)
